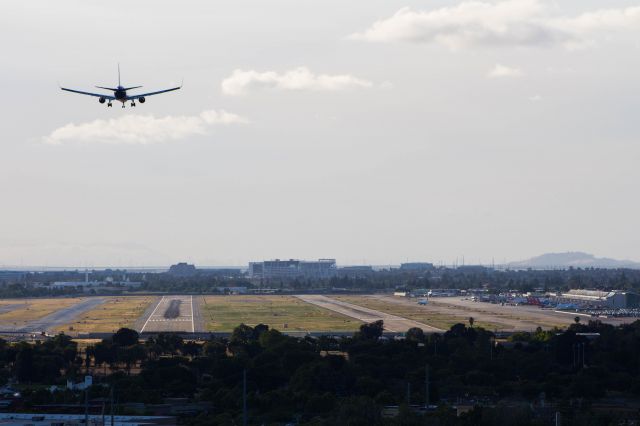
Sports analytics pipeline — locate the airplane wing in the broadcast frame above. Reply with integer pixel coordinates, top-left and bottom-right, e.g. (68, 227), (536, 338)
(127, 86), (181, 100)
(60, 87), (116, 100)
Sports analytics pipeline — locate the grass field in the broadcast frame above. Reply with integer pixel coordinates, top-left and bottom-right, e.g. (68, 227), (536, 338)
(0, 293), (572, 335)
(0, 298), (85, 328)
(332, 295), (506, 330)
(201, 295), (361, 332)
(55, 296), (156, 333)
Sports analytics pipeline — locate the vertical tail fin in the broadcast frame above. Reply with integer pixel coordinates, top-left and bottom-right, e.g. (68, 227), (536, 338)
(118, 63), (121, 86)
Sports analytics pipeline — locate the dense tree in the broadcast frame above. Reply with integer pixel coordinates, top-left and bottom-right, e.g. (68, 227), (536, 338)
(112, 328), (139, 347)
(405, 327), (425, 342)
(3, 320), (640, 424)
(355, 320), (384, 340)
(4, 266), (640, 297)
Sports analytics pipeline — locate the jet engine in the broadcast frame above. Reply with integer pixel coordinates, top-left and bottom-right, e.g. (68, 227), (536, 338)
(138, 97), (146, 103)
(99, 97), (106, 104)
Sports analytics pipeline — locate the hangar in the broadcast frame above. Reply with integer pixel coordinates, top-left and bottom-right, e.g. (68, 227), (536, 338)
(559, 289), (640, 309)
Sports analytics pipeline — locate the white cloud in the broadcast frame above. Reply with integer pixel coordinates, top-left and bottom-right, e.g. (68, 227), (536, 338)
(560, 7), (640, 34)
(557, 6), (640, 48)
(349, 0), (561, 49)
(350, 0), (640, 49)
(487, 63), (523, 78)
(221, 67), (373, 96)
(43, 110), (247, 145)
(529, 94), (543, 101)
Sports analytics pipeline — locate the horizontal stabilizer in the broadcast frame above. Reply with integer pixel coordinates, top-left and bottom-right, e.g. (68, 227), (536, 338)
(123, 86), (143, 91)
(95, 86), (118, 91)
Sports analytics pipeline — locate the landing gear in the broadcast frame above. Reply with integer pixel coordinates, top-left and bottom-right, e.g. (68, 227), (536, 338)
(131, 101), (136, 107)
(107, 102), (112, 107)
(121, 104), (125, 108)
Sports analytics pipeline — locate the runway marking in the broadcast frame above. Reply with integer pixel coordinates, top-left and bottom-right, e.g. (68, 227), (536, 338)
(297, 295), (444, 333)
(140, 296), (165, 333)
(190, 295), (195, 333)
(138, 295), (195, 333)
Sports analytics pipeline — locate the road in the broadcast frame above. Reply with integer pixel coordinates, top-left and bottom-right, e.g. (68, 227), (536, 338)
(18, 298), (106, 333)
(139, 295), (195, 333)
(0, 304), (27, 314)
(297, 295), (443, 333)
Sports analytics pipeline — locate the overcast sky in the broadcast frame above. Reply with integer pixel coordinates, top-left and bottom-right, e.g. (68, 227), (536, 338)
(2, 0), (640, 267)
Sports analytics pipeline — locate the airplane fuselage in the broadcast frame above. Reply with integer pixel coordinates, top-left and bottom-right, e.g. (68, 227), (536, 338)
(114, 86), (127, 102)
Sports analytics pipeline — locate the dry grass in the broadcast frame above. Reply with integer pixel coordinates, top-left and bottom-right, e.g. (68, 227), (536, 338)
(202, 295), (361, 332)
(55, 296), (156, 333)
(332, 296), (507, 331)
(426, 298), (570, 330)
(0, 298), (85, 328)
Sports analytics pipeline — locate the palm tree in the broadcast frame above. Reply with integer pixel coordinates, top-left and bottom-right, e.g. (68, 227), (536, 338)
(574, 316), (580, 324)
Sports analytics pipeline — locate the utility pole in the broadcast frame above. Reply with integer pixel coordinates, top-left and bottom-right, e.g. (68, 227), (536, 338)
(243, 369), (247, 426)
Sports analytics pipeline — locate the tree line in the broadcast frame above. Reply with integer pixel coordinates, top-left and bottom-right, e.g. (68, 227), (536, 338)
(2, 267), (640, 297)
(1, 319), (640, 425)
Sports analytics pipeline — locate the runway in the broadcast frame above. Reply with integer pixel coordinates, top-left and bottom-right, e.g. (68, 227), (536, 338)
(297, 295), (443, 333)
(18, 298), (106, 333)
(139, 295), (196, 333)
(0, 304), (27, 315)
(191, 296), (206, 332)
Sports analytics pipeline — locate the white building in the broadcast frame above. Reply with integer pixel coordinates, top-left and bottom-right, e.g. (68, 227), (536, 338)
(248, 259), (337, 279)
(559, 289), (639, 308)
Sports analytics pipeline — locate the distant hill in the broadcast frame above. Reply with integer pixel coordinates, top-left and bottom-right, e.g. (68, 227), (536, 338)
(509, 252), (640, 269)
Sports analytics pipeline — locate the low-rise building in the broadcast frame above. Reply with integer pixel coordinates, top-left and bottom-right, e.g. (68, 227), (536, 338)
(559, 289), (640, 309)
(400, 262), (434, 271)
(336, 266), (374, 278)
(0, 272), (24, 284)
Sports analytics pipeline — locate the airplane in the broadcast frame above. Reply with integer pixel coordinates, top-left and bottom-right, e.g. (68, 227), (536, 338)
(60, 65), (181, 108)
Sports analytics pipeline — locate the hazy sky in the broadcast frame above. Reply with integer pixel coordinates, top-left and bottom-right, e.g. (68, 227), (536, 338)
(2, 0), (640, 267)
